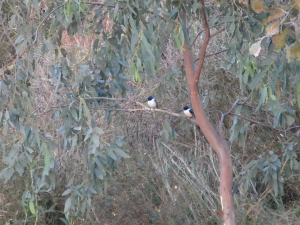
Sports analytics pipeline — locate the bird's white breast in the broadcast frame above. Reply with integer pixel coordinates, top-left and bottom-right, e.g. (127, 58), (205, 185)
(147, 99), (157, 108)
(184, 109), (193, 117)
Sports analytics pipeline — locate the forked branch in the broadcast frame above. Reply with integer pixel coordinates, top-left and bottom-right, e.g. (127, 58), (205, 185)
(180, 0), (236, 224)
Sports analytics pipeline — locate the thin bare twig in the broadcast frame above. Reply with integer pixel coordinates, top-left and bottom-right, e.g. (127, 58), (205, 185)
(218, 100), (239, 135)
(211, 28), (225, 38)
(191, 30), (204, 47)
(224, 100), (239, 116)
(285, 125), (300, 132)
(215, 54), (233, 65)
(194, 0), (210, 82)
(231, 113), (278, 130)
(83, 97), (145, 108)
(194, 49), (227, 63)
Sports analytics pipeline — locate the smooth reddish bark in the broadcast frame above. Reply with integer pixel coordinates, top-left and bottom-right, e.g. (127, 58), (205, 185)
(180, 2), (236, 224)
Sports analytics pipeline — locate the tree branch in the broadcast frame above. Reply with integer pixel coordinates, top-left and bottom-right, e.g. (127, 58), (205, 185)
(211, 28), (225, 38)
(194, 49), (227, 63)
(191, 29), (204, 47)
(218, 100), (239, 135)
(194, 0), (210, 82)
(91, 106), (198, 124)
(230, 113), (300, 134)
(33, 97), (198, 124)
(181, 2), (236, 223)
(83, 97), (198, 123)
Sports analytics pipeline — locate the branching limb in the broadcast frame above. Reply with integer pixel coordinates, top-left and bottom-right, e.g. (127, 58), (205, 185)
(181, 2), (236, 223)
(231, 113), (300, 134)
(33, 97), (198, 123)
(194, 49), (227, 63)
(90, 106), (198, 124)
(211, 28), (225, 38)
(85, 97), (198, 123)
(194, 0), (210, 82)
(218, 100), (239, 135)
(191, 30), (205, 47)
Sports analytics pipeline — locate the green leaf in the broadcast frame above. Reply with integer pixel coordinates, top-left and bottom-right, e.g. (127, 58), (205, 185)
(29, 200), (36, 215)
(0, 167), (14, 182)
(174, 27), (184, 50)
(79, 97), (92, 127)
(131, 32), (139, 52)
(15, 34), (24, 44)
(25, 151), (32, 162)
(91, 134), (100, 147)
(93, 127), (104, 135)
(272, 178), (278, 196)
(127, 5), (137, 15)
(64, 197), (72, 213)
(114, 148), (130, 159)
(3, 120), (8, 135)
(142, 33), (154, 58)
(9, 15), (16, 29)
(44, 145), (51, 176)
(84, 128), (93, 142)
(106, 148), (117, 160)
(62, 189), (72, 196)
(255, 86), (267, 112)
(94, 167), (104, 180)
(16, 40), (27, 54)
(61, 48), (68, 57)
(296, 80), (300, 110)
(286, 115), (295, 126)
(249, 72), (264, 90)
(32, 0), (39, 12)
(114, 3), (119, 19)
(71, 135), (78, 149)
(81, 198), (87, 215)
(129, 15), (138, 33)
(34, 127), (40, 148)
(66, 177), (74, 187)
(129, 61), (136, 79)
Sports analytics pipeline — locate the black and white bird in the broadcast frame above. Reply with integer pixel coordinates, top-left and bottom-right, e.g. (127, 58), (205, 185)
(145, 96), (158, 109)
(182, 106), (195, 118)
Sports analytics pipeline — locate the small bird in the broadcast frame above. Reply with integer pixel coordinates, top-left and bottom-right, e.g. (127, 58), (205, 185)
(145, 96), (158, 109)
(182, 106), (195, 118)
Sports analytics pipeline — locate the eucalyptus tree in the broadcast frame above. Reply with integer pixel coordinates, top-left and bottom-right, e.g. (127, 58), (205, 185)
(0, 0), (300, 224)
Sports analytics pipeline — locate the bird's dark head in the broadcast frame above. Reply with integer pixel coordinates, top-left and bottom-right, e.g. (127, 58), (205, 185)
(147, 96), (154, 101)
(183, 106), (190, 110)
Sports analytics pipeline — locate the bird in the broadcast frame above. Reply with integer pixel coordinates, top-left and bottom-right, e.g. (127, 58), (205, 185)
(182, 106), (195, 118)
(145, 96), (158, 109)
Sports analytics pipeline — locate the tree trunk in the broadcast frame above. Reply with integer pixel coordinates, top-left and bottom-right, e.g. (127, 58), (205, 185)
(180, 3), (236, 224)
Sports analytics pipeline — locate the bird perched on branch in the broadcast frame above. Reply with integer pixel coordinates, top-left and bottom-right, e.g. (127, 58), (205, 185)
(182, 106), (195, 118)
(145, 96), (158, 109)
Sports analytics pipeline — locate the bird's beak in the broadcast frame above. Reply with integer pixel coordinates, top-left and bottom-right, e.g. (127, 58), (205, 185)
(143, 100), (147, 103)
